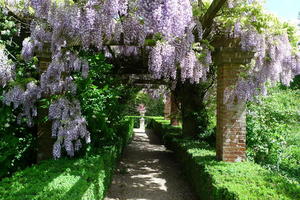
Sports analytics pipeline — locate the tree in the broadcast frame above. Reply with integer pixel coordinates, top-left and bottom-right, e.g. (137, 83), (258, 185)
(0, 0), (299, 158)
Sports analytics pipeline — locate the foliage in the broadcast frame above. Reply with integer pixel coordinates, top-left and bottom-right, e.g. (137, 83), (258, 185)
(0, 119), (134, 200)
(0, 6), (36, 179)
(0, 147), (117, 200)
(288, 74), (300, 90)
(75, 52), (138, 151)
(127, 116), (165, 128)
(246, 84), (300, 179)
(1, 0), (299, 157)
(148, 119), (300, 200)
(125, 92), (164, 117)
(0, 107), (36, 179)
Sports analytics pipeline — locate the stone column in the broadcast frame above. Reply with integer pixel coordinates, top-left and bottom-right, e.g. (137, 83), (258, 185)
(139, 115), (145, 131)
(36, 46), (54, 162)
(215, 39), (253, 162)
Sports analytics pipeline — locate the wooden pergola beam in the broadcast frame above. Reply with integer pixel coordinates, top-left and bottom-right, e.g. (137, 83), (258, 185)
(201, 0), (227, 39)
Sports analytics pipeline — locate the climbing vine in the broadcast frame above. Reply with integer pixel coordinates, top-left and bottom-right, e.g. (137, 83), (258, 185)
(0, 0), (299, 158)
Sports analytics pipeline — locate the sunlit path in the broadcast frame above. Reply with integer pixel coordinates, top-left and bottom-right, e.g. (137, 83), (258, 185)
(105, 129), (197, 200)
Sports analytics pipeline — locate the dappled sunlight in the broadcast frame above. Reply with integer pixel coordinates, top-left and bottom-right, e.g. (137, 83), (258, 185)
(105, 130), (196, 200)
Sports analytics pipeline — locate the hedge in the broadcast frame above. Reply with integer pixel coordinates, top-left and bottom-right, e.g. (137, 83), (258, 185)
(126, 116), (167, 128)
(147, 119), (300, 200)
(0, 119), (134, 200)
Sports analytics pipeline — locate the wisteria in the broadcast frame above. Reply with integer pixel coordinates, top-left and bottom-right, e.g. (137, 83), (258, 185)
(49, 98), (90, 158)
(142, 85), (169, 99)
(1, 0), (299, 158)
(0, 46), (14, 87)
(224, 20), (300, 103)
(4, 82), (41, 127)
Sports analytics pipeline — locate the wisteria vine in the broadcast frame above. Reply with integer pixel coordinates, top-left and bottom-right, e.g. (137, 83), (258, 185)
(0, 0), (299, 158)
(221, 1), (300, 103)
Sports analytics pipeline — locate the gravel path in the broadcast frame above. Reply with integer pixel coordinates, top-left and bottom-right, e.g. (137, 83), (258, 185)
(105, 129), (197, 200)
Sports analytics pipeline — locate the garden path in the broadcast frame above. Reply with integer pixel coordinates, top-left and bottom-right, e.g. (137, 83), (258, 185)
(104, 129), (197, 200)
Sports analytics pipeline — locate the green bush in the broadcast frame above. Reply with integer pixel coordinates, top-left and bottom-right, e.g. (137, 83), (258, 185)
(0, 7), (37, 179)
(247, 86), (300, 178)
(75, 52), (138, 153)
(0, 119), (134, 200)
(118, 118), (135, 147)
(148, 119), (300, 200)
(124, 92), (165, 116)
(0, 147), (118, 200)
(127, 116), (165, 128)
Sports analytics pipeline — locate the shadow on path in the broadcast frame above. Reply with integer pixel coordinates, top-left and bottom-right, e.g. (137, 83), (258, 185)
(105, 130), (197, 200)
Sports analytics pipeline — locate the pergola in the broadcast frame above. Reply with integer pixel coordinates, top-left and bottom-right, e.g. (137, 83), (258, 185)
(36, 0), (253, 163)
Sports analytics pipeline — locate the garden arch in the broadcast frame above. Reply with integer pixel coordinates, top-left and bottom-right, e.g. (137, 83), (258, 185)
(36, 36), (253, 163)
(5, 0), (296, 164)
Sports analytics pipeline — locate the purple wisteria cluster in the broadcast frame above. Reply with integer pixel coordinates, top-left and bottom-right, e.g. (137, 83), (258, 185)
(49, 98), (90, 158)
(0, 46), (14, 87)
(226, 22), (300, 103)
(1, 0), (299, 158)
(9, 0), (211, 85)
(144, 0), (212, 83)
(142, 85), (168, 99)
(40, 51), (88, 96)
(4, 82), (41, 127)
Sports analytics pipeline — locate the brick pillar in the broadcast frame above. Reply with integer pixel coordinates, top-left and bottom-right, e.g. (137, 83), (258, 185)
(36, 46), (54, 162)
(164, 93), (171, 120)
(215, 39), (253, 162)
(170, 92), (179, 126)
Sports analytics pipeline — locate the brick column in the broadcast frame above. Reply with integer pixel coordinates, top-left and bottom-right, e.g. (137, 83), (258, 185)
(36, 46), (54, 162)
(215, 39), (253, 162)
(164, 93), (171, 120)
(170, 92), (179, 126)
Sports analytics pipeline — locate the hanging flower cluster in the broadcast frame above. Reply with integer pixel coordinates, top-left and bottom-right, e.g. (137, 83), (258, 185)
(220, 1), (300, 103)
(222, 25), (300, 103)
(0, 46), (14, 87)
(49, 98), (90, 159)
(142, 85), (168, 99)
(4, 82), (41, 127)
(1, 0), (299, 158)
(2, 0), (202, 158)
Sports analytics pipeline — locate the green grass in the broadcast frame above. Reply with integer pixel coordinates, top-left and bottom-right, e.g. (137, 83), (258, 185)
(148, 119), (300, 200)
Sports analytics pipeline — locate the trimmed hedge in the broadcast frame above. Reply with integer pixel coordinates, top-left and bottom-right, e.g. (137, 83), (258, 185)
(0, 119), (134, 200)
(147, 119), (300, 200)
(126, 116), (166, 128)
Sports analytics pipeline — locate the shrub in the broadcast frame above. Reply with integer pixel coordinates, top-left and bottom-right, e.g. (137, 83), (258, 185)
(74, 52), (138, 152)
(0, 8), (36, 179)
(0, 147), (117, 200)
(124, 92), (165, 116)
(0, 119), (134, 200)
(148, 119), (300, 200)
(246, 86), (300, 176)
